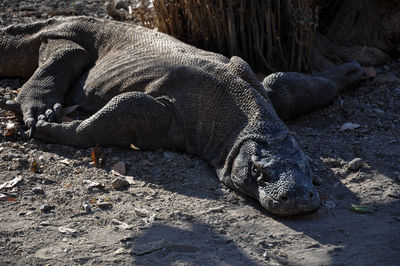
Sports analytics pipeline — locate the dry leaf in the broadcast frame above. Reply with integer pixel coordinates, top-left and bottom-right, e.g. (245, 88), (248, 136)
(0, 193), (16, 201)
(349, 204), (374, 214)
(30, 160), (40, 173)
(0, 176), (23, 190)
(95, 201), (112, 208)
(91, 144), (102, 167)
(5, 111), (17, 118)
(4, 121), (18, 136)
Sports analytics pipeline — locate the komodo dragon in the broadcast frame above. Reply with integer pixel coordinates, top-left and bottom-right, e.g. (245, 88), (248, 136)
(0, 17), (364, 216)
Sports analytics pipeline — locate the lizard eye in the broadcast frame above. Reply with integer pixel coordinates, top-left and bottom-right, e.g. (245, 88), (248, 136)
(251, 163), (269, 187)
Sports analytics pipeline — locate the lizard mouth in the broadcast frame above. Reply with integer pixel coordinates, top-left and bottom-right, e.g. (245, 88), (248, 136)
(258, 187), (320, 217)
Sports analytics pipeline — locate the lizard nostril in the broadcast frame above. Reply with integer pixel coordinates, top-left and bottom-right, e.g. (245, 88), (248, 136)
(309, 192), (314, 199)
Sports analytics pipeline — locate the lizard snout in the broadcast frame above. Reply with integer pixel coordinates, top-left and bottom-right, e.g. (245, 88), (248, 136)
(258, 178), (320, 216)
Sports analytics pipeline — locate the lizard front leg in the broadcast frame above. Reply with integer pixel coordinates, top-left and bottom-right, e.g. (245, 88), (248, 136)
(12, 39), (89, 136)
(34, 92), (174, 149)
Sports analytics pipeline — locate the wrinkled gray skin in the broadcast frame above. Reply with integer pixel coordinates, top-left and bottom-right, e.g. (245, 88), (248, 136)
(0, 17), (364, 216)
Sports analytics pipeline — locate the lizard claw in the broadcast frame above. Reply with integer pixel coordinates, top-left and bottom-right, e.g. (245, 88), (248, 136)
(53, 103), (63, 121)
(23, 117), (36, 139)
(19, 129), (31, 140)
(43, 103), (63, 122)
(28, 126), (35, 139)
(45, 109), (55, 122)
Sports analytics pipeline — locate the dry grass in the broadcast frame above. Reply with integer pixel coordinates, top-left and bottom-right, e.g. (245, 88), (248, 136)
(152, 0), (318, 72)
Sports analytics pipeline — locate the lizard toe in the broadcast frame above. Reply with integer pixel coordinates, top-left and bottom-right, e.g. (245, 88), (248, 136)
(45, 109), (55, 122)
(53, 103), (63, 120)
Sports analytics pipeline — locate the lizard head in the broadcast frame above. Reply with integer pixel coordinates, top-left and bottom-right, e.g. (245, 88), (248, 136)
(228, 137), (320, 216)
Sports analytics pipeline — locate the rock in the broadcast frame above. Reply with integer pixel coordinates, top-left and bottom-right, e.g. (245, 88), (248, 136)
(130, 238), (169, 255)
(40, 204), (54, 213)
(32, 187), (44, 194)
(38, 156), (46, 164)
(348, 158), (363, 171)
(84, 180), (105, 190)
(115, 247), (129, 254)
(112, 219), (133, 230)
(124, 176), (137, 185)
(58, 226), (77, 235)
(111, 177), (130, 189)
(40, 221), (51, 226)
(134, 208), (153, 217)
(59, 158), (72, 165)
(82, 202), (91, 212)
(339, 122), (360, 131)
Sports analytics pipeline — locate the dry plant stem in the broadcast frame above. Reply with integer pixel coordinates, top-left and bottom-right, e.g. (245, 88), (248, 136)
(152, 0), (318, 72)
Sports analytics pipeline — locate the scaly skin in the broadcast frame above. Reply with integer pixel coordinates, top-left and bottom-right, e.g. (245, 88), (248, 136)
(0, 17), (364, 216)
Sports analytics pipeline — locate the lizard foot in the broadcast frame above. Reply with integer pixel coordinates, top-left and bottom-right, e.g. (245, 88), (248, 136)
(22, 102), (63, 139)
(34, 119), (86, 147)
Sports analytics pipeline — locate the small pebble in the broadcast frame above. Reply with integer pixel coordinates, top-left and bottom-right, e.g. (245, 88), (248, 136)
(58, 226), (77, 235)
(111, 177), (130, 189)
(339, 122), (360, 131)
(82, 202), (91, 212)
(40, 221), (51, 226)
(348, 158), (363, 171)
(32, 187), (44, 194)
(40, 204), (54, 213)
(38, 156), (46, 164)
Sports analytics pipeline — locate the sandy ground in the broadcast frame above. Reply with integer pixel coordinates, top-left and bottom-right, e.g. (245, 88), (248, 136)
(0, 1), (399, 265)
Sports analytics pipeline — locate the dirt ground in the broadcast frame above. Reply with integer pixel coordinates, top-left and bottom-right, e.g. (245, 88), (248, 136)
(0, 1), (399, 265)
